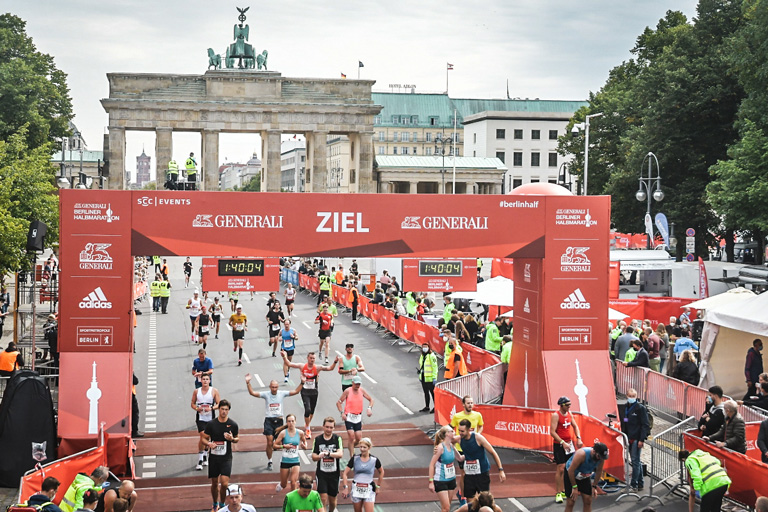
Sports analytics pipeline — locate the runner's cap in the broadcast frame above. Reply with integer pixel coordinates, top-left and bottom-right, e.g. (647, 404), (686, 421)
(236, 304), (243, 310)
(557, 396), (571, 405)
(226, 484), (242, 496)
(352, 376), (362, 384)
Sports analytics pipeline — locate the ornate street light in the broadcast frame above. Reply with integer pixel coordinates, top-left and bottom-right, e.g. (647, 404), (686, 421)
(636, 151), (664, 249)
(434, 134), (453, 194)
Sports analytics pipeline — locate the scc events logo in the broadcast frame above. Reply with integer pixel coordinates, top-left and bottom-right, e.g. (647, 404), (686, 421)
(137, 196), (191, 207)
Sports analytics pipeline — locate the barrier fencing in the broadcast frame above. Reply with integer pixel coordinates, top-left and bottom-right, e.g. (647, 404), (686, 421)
(434, 363), (505, 405)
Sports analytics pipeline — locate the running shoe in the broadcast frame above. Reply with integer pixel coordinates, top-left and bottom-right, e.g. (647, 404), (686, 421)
(275, 483), (283, 492)
(305, 427), (311, 439)
(325, 357), (329, 364)
(284, 376), (289, 383)
(238, 360), (242, 366)
(233, 346), (237, 352)
(215, 334), (218, 339)
(267, 461), (273, 471)
(352, 320), (360, 324)
(555, 492), (564, 503)
(202, 456), (208, 466)
(196, 462), (203, 471)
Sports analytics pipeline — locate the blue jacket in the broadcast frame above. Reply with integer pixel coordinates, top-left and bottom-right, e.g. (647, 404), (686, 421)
(28, 493), (63, 512)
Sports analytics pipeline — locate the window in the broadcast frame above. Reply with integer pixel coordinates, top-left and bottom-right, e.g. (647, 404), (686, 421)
(473, 133), (477, 144)
(531, 152), (540, 167)
(300, 156), (305, 162)
(426, 133), (432, 142)
(473, 151), (476, 157)
(430, 117), (438, 126)
(402, 132), (409, 142)
(531, 178), (540, 183)
(413, 147), (417, 154)
(531, 129), (540, 140)
(413, 132), (418, 142)
(402, 147), (409, 155)
(496, 151), (505, 163)
(392, 115), (399, 124)
(454, 133), (460, 143)
(379, 132), (385, 142)
(548, 177), (557, 184)
(549, 129), (558, 140)
(425, 147), (432, 155)
(350, 169), (356, 184)
(378, 146), (385, 155)
(513, 178), (523, 188)
(402, 116), (410, 125)
(548, 152), (558, 167)
(393, 147), (398, 155)
(514, 129), (523, 140)
(411, 116), (418, 124)
(393, 132), (399, 142)
(513, 152), (523, 166)
(454, 147), (460, 156)
(496, 129), (506, 139)
(374, 116), (381, 125)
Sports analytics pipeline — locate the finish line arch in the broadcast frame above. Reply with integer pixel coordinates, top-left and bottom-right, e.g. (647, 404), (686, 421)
(57, 189), (613, 467)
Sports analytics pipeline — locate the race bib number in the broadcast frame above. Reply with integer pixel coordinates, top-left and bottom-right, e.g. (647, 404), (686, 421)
(211, 442), (226, 456)
(576, 471), (594, 480)
(352, 482), (371, 500)
(346, 412), (362, 424)
(201, 326), (209, 333)
(268, 403), (282, 417)
(564, 441), (575, 455)
(303, 379), (316, 390)
(320, 458), (336, 472)
(283, 444), (298, 458)
(270, 324), (280, 332)
(443, 462), (456, 479)
(235, 322), (244, 331)
(465, 459), (481, 475)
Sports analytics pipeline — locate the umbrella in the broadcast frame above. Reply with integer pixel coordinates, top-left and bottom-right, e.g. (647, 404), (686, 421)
(609, 307), (630, 321)
(685, 287), (755, 310)
(449, 276), (514, 307)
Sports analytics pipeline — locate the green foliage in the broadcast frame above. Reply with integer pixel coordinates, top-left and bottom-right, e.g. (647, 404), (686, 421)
(0, 13), (72, 148)
(143, 181), (157, 190)
(0, 127), (59, 272)
(238, 175), (261, 192)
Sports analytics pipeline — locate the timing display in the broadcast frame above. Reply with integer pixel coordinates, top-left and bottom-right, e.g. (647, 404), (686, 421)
(218, 259), (265, 276)
(419, 260), (463, 277)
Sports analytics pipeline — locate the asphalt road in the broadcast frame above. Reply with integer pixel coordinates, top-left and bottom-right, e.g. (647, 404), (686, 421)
(132, 257), (697, 512)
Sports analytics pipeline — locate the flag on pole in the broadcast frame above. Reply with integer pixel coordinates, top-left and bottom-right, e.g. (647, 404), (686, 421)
(340, 73), (346, 79)
(359, 61), (364, 68)
(447, 63), (454, 70)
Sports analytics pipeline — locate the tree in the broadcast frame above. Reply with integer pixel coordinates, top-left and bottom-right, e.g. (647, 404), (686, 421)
(0, 14), (72, 148)
(0, 127), (59, 273)
(236, 175), (261, 192)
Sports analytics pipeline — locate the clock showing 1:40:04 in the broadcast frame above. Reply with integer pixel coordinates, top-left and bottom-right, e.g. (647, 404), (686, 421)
(218, 259), (265, 276)
(418, 261), (463, 277)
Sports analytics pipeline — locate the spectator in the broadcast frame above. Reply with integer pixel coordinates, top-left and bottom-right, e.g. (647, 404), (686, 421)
(484, 317), (503, 354)
(705, 400), (746, 454)
(646, 328), (661, 372)
(0, 341), (24, 376)
(27, 476), (62, 512)
(757, 417), (768, 464)
(680, 307), (692, 325)
(464, 314), (479, 345)
(0, 297), (8, 340)
(698, 386), (725, 437)
(623, 388), (650, 491)
(622, 339), (649, 369)
(614, 326), (637, 363)
(673, 350), (700, 385)
(655, 324), (669, 374)
(673, 330), (698, 360)
(745, 338), (764, 400)
(666, 316), (681, 338)
(739, 381), (768, 410)
(77, 489), (100, 511)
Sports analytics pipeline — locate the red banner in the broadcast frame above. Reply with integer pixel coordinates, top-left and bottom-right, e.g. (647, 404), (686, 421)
(21, 444), (108, 505)
(359, 295), (371, 317)
(698, 257), (709, 299)
(609, 261), (620, 299)
(609, 299), (645, 325)
(402, 258), (478, 292)
(491, 258), (514, 279)
(641, 297), (697, 327)
(201, 257), (280, 292)
(299, 273), (310, 289)
(684, 430), (767, 508)
(463, 343), (502, 373)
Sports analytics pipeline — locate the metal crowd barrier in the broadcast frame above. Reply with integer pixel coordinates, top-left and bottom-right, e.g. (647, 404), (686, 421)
(435, 363), (504, 405)
(478, 364), (505, 403)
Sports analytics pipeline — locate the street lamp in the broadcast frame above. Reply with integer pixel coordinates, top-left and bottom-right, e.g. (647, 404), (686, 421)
(635, 151), (664, 249)
(434, 133), (453, 194)
(571, 112), (603, 195)
(557, 162), (573, 192)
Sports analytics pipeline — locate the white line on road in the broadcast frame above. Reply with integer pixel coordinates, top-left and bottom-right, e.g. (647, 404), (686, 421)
(144, 455), (156, 459)
(243, 351), (251, 364)
(390, 397), (414, 415)
(254, 374), (264, 388)
(508, 498), (531, 512)
(299, 450), (310, 465)
(143, 462), (156, 469)
(142, 471), (156, 478)
(302, 321), (313, 330)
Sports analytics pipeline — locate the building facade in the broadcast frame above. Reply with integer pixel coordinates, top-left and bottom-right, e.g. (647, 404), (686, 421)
(375, 155), (506, 194)
(135, 149), (151, 188)
(218, 153), (262, 190)
(280, 140), (306, 192)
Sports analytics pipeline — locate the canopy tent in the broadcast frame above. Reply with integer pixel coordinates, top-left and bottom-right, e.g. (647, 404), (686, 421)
(705, 290), (768, 336)
(449, 276), (514, 307)
(609, 307), (630, 321)
(685, 287), (755, 311)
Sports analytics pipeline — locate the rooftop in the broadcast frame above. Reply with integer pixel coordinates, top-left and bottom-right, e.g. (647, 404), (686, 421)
(51, 150), (104, 163)
(376, 155), (507, 170)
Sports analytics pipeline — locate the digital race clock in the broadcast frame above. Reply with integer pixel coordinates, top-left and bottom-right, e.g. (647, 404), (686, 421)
(218, 259), (265, 276)
(418, 260), (463, 277)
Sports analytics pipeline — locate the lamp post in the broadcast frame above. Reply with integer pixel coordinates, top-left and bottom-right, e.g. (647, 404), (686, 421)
(635, 151), (664, 249)
(434, 133), (453, 194)
(571, 112), (603, 195)
(557, 162), (572, 192)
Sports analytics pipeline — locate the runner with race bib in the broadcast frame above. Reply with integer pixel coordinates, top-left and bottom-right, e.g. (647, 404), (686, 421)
(311, 417), (344, 512)
(283, 351), (339, 440)
(428, 425), (462, 512)
(337, 376), (374, 460)
(341, 437), (384, 512)
(273, 414), (307, 494)
(201, 400), (239, 512)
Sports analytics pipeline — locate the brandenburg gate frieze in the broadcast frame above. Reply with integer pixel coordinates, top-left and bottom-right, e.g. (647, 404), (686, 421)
(101, 71), (382, 192)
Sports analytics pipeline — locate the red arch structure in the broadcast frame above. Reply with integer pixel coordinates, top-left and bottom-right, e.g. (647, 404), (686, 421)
(57, 188), (614, 467)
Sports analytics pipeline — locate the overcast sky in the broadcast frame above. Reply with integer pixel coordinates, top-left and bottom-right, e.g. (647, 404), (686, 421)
(7, 0), (699, 180)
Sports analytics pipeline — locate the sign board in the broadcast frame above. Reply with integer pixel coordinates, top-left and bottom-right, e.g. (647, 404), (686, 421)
(402, 258), (477, 292)
(686, 228), (695, 237)
(686, 237), (696, 253)
(201, 257), (280, 291)
(686, 254), (695, 262)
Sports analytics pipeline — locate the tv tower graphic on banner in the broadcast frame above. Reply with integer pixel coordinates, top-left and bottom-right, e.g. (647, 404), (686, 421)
(574, 359), (589, 416)
(86, 361), (103, 434)
(523, 351), (529, 408)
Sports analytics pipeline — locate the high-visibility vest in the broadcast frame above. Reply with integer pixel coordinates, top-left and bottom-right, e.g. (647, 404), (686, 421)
(444, 344), (468, 379)
(168, 160), (179, 174)
(419, 352), (438, 382)
(685, 449), (731, 496)
(152, 256), (161, 265)
(150, 280), (161, 298)
(160, 264), (168, 276)
(443, 302), (456, 324)
(60, 473), (96, 512)
(185, 157), (197, 171)
(158, 281), (170, 298)
(0, 350), (20, 372)
(406, 292), (417, 316)
(319, 275), (331, 291)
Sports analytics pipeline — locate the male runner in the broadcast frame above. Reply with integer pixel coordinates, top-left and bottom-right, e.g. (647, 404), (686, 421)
(312, 417), (344, 512)
(187, 290), (203, 343)
(337, 376), (374, 459)
(245, 375), (304, 471)
(192, 374), (220, 471)
(218, 484), (256, 512)
(550, 396), (583, 503)
(282, 474), (325, 512)
(192, 349), (214, 389)
(457, 419), (506, 500)
(196, 305), (212, 349)
(210, 296), (223, 339)
(284, 284), (297, 318)
(183, 257), (193, 288)
(338, 343), (366, 391)
(267, 300), (286, 357)
(319, 297), (338, 363)
(229, 304), (247, 366)
(450, 395), (484, 505)
(202, 400), (239, 512)
(283, 351), (339, 439)
(228, 291), (239, 312)
(315, 303), (334, 365)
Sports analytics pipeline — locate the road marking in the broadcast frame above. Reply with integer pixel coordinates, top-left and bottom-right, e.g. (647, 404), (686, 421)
(299, 449), (310, 465)
(142, 471), (156, 478)
(508, 498), (531, 512)
(243, 351), (251, 364)
(144, 423), (156, 429)
(254, 374), (264, 388)
(144, 455), (156, 459)
(302, 321), (313, 330)
(390, 397), (413, 415)
(143, 462), (156, 469)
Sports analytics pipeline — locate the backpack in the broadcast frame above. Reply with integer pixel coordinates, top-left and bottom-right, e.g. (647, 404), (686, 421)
(6, 502), (54, 512)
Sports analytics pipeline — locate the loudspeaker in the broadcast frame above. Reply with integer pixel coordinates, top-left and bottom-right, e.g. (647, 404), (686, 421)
(26, 220), (47, 252)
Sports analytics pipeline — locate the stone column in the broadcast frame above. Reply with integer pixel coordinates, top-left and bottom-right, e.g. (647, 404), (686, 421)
(467, 182), (477, 194)
(106, 127), (125, 190)
(311, 131), (328, 193)
(494, 183), (502, 194)
(155, 127), (173, 188)
(201, 130), (220, 191)
(356, 132), (374, 193)
(409, 181), (418, 194)
(261, 130), (281, 192)
(349, 133), (360, 193)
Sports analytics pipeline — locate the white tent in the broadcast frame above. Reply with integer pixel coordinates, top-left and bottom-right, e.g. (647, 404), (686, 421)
(705, 290), (768, 336)
(609, 308), (630, 321)
(449, 276), (514, 307)
(685, 287), (755, 311)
